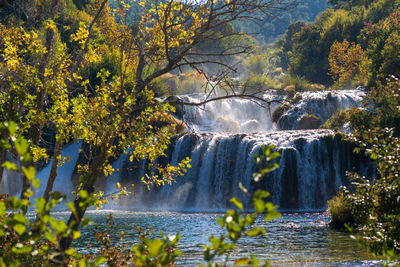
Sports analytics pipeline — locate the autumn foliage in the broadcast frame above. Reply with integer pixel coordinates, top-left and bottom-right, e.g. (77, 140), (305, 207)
(328, 39), (367, 86)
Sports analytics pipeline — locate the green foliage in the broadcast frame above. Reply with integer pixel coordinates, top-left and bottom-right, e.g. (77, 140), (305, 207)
(323, 109), (352, 129)
(0, 0), (287, 265)
(327, 191), (355, 229)
(93, 215), (182, 266)
(328, 77), (400, 260)
(244, 54), (270, 75)
(243, 74), (276, 92)
(281, 74), (313, 92)
(232, 0), (329, 44)
(362, 8), (400, 86)
(328, 128), (400, 259)
(342, 76), (400, 134)
(279, 0), (400, 86)
(0, 122), (105, 266)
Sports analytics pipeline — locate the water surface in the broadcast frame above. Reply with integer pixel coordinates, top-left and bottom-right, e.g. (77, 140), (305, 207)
(49, 211), (381, 266)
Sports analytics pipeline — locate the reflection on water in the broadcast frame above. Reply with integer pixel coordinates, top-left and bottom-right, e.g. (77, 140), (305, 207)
(45, 211), (381, 266)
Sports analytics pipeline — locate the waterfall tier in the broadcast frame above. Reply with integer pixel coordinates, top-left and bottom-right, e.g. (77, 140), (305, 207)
(181, 90), (364, 133)
(110, 130), (371, 212)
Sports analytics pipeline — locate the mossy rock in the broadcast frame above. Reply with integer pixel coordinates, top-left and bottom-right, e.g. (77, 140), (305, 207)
(290, 93), (303, 104)
(284, 85), (296, 98)
(272, 104), (290, 123)
(299, 113), (322, 129)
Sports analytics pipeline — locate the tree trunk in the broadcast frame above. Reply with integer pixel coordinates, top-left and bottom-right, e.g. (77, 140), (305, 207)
(22, 14), (57, 199)
(43, 140), (62, 202)
(20, 173), (30, 200)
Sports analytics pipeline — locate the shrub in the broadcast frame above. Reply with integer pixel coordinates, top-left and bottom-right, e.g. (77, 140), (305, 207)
(282, 74), (313, 92)
(243, 74), (276, 93)
(329, 128), (400, 259)
(327, 190), (355, 229)
(177, 70), (206, 94)
(160, 73), (179, 95)
(323, 109), (351, 129)
(244, 54), (269, 75)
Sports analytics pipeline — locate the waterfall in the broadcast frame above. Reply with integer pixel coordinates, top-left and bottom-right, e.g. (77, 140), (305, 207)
(0, 89), (370, 212)
(111, 130), (370, 211)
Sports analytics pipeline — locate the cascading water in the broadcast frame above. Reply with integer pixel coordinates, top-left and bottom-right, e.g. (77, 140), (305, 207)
(0, 89), (370, 211)
(105, 89), (369, 211)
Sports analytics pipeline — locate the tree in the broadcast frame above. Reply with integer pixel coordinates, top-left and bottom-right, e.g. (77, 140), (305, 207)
(328, 39), (367, 86)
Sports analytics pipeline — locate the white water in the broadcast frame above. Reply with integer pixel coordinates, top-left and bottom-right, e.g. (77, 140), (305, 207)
(114, 89), (367, 211)
(35, 143), (80, 204)
(181, 90), (364, 133)
(1, 89), (370, 211)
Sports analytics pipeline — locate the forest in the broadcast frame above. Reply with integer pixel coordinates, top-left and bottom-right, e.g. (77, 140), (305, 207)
(0, 0), (399, 266)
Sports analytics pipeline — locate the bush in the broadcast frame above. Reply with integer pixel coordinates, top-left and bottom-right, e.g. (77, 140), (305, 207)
(243, 74), (276, 92)
(327, 191), (355, 229)
(160, 73), (179, 95)
(328, 129), (400, 259)
(149, 77), (170, 97)
(177, 70), (206, 94)
(323, 109), (351, 129)
(282, 74), (313, 92)
(244, 54), (269, 75)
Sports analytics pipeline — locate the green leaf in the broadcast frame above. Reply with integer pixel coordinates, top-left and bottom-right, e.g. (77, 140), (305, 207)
(238, 182), (248, 194)
(79, 190), (88, 199)
(0, 202), (6, 217)
(148, 239), (164, 257)
(250, 255), (260, 267)
(67, 201), (77, 218)
(210, 236), (221, 249)
(12, 245), (32, 254)
(253, 198), (265, 213)
(22, 166), (35, 180)
(49, 217), (67, 233)
(45, 232), (58, 245)
(32, 178), (40, 189)
(246, 227), (266, 237)
(265, 210), (281, 221)
(13, 224), (26, 235)
(64, 248), (75, 256)
(254, 190), (270, 199)
(1, 161), (18, 171)
(15, 138), (29, 156)
(94, 257), (107, 266)
(13, 213), (28, 224)
(216, 217), (225, 227)
(265, 202), (277, 213)
(245, 214), (255, 225)
(35, 198), (46, 214)
(234, 258), (252, 266)
(230, 197), (243, 210)
(7, 121), (17, 135)
(0, 258), (7, 267)
(72, 230), (81, 240)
